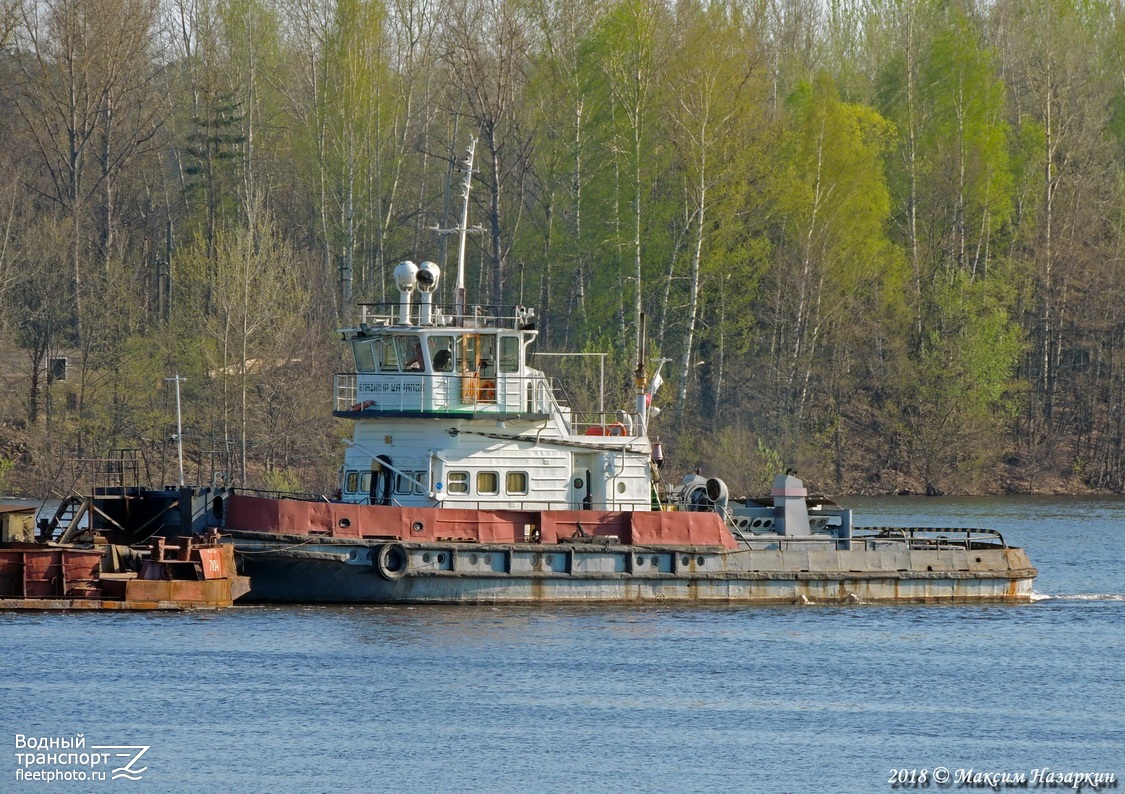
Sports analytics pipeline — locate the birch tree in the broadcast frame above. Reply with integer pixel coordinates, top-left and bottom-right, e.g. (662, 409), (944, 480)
(596, 0), (670, 359)
(186, 202), (308, 483)
(441, 0), (534, 307)
(667, 0), (762, 416)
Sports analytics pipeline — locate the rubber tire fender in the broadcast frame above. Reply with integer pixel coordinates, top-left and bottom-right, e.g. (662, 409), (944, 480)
(376, 542), (410, 581)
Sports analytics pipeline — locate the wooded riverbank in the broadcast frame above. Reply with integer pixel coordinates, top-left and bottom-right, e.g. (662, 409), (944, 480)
(2, 0), (1123, 497)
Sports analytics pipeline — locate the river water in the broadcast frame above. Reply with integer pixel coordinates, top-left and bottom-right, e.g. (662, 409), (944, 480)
(2, 497), (1122, 792)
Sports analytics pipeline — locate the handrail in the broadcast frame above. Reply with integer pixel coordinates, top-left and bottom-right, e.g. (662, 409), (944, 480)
(855, 526), (1007, 546)
(735, 526), (1009, 552)
(332, 372), (560, 416)
(235, 487), (325, 502)
(356, 302), (534, 329)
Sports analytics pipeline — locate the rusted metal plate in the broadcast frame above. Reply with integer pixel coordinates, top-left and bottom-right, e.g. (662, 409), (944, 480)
(197, 547), (225, 579)
(124, 577), (245, 606)
(21, 551), (63, 597)
(62, 551), (103, 597)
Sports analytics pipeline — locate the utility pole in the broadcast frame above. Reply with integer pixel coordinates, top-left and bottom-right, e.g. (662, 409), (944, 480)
(166, 374), (186, 487)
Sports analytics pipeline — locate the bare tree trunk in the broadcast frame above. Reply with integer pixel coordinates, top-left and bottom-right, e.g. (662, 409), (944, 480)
(676, 180), (705, 415)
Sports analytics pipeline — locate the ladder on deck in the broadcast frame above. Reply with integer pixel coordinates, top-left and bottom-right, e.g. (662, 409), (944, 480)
(38, 450), (148, 542)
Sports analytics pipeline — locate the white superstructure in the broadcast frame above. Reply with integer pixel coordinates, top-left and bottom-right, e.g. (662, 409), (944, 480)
(333, 268), (655, 513)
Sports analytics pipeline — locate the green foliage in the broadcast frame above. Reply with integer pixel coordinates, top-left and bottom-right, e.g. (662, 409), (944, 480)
(779, 74), (900, 295)
(897, 269), (1024, 494)
(754, 438), (786, 495)
(0, 457), (13, 493)
(916, 9), (1012, 274)
(261, 466), (302, 494)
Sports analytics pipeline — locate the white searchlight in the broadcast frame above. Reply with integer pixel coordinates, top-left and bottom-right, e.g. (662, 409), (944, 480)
(417, 261), (441, 326)
(393, 260), (418, 325)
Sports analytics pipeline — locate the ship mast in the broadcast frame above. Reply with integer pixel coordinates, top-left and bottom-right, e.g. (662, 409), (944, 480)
(433, 138), (480, 319)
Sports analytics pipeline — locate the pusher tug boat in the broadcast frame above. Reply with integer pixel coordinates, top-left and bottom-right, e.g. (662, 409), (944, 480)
(221, 140), (1036, 605)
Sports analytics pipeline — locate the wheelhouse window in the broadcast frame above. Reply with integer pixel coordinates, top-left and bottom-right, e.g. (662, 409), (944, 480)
(499, 337), (519, 373)
(447, 471), (469, 495)
(505, 471), (528, 495)
(374, 337), (399, 371)
(397, 336), (424, 371)
(428, 336), (454, 372)
(479, 336), (496, 378)
(477, 471), (499, 495)
(345, 471), (359, 492)
(352, 341), (376, 372)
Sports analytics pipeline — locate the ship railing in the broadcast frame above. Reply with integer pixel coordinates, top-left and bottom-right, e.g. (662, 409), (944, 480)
(236, 487), (327, 503)
(366, 497), (650, 512)
(336, 373), (358, 408)
(54, 449), (147, 500)
(745, 526), (1008, 551)
(334, 372), (561, 416)
(357, 302), (534, 329)
(850, 526), (1008, 550)
(571, 412), (643, 437)
(527, 351), (609, 431)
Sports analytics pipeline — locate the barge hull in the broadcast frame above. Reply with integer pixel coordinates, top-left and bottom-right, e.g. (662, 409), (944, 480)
(234, 540), (1036, 605)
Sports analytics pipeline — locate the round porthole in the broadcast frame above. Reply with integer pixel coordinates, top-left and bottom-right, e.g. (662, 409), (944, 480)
(437, 553), (446, 564)
(573, 478), (584, 489)
(616, 482), (627, 494)
(422, 553), (431, 563)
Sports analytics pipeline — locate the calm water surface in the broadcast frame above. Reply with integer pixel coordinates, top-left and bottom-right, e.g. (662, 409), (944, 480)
(2, 497), (1123, 792)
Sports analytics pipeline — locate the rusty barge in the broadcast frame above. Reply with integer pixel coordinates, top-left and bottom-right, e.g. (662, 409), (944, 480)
(0, 457), (249, 610)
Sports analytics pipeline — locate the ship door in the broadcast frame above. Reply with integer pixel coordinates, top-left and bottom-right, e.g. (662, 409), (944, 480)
(496, 335), (520, 410)
(460, 334), (479, 405)
(371, 455), (394, 506)
(478, 335), (497, 404)
(570, 464), (593, 510)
